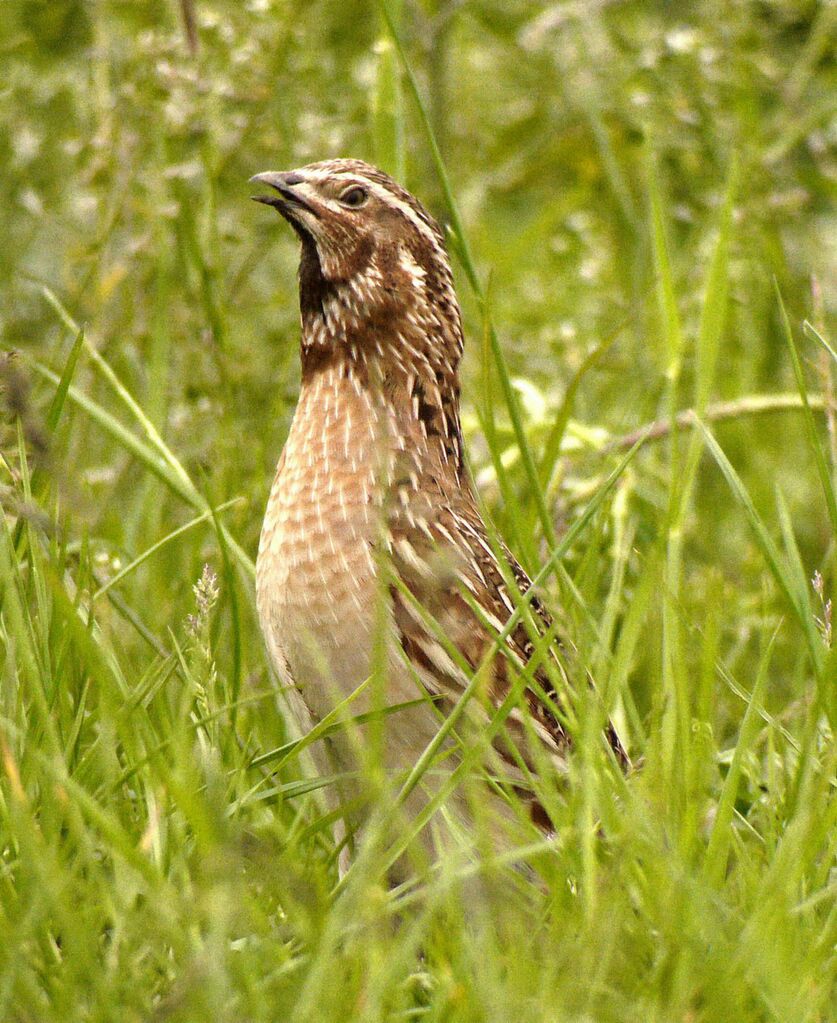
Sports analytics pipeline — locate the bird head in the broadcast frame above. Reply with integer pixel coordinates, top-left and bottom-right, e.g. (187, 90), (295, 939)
(251, 158), (447, 284)
(251, 159), (464, 372)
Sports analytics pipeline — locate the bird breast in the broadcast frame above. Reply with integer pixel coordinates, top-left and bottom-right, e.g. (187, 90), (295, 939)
(256, 363), (397, 718)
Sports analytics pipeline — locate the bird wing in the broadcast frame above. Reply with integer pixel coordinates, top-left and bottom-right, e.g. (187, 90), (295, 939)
(387, 492), (584, 786)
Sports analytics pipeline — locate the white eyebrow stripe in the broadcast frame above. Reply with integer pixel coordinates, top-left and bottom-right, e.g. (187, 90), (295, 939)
(321, 173), (445, 258)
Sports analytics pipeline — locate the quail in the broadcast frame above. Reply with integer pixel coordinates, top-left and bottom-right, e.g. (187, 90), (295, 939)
(251, 159), (626, 870)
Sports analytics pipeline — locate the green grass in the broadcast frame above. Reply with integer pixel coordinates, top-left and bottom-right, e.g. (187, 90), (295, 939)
(1, 1), (835, 1020)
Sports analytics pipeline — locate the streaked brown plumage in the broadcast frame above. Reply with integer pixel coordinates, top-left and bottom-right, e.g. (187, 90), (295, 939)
(252, 159), (625, 869)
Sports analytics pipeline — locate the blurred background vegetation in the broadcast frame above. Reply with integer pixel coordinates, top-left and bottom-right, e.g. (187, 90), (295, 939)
(2, 0), (833, 712)
(0, 1), (834, 1019)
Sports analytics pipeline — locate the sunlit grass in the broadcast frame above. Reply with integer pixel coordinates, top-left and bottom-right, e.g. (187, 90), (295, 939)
(1, 2), (835, 1020)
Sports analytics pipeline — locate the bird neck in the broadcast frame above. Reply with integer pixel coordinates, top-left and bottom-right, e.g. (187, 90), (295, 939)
(297, 298), (466, 480)
(294, 238), (466, 473)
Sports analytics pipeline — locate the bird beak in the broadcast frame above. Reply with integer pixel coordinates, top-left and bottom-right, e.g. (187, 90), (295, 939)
(249, 171), (319, 218)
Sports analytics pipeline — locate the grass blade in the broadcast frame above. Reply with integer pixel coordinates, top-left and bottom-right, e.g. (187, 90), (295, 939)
(698, 419), (827, 702)
(704, 627), (776, 886)
(803, 320), (837, 365)
(92, 498), (243, 601)
(776, 282), (837, 536)
(24, 357), (255, 582)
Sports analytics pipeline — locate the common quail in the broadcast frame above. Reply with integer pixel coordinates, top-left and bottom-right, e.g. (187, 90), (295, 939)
(251, 159), (626, 871)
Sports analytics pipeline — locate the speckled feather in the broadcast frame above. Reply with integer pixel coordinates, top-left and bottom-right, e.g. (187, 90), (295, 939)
(253, 159), (625, 852)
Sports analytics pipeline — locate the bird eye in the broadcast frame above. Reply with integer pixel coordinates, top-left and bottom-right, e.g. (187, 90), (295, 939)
(339, 186), (368, 208)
